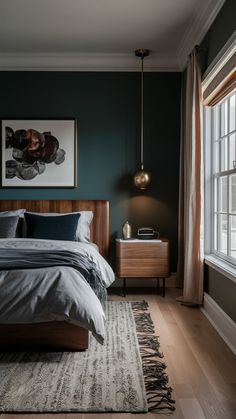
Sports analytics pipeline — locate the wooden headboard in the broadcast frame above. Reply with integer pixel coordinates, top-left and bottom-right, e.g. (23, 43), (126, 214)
(0, 200), (109, 258)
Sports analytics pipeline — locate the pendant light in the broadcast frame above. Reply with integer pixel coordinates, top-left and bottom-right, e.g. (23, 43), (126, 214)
(133, 48), (151, 190)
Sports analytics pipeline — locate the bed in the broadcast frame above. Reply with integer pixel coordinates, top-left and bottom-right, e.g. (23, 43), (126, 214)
(0, 200), (114, 350)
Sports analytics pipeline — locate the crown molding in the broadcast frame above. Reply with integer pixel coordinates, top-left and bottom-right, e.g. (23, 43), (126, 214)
(177, 0), (226, 70)
(0, 52), (180, 72)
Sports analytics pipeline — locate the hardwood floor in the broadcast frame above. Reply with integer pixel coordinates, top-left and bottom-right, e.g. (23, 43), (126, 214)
(1, 289), (236, 419)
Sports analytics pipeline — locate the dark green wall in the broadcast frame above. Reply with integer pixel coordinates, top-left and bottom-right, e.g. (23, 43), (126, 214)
(201, 0), (236, 69)
(202, 0), (236, 321)
(0, 71), (181, 270)
(204, 266), (236, 322)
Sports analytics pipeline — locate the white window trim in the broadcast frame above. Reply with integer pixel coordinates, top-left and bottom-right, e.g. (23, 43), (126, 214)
(204, 106), (213, 254)
(203, 32), (236, 278)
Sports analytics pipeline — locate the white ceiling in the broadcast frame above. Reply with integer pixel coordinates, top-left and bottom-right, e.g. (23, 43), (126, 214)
(0, 0), (225, 71)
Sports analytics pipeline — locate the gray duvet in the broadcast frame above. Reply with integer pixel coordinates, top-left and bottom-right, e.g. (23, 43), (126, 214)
(0, 239), (115, 344)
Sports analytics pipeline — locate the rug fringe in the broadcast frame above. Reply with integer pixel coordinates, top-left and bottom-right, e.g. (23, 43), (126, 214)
(131, 301), (176, 413)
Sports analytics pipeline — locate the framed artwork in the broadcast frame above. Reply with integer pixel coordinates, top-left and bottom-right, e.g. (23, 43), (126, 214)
(1, 119), (77, 188)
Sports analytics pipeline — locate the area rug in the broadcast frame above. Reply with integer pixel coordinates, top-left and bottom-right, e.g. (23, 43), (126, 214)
(0, 300), (175, 412)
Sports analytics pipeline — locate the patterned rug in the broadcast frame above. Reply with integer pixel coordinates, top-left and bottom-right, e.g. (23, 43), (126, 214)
(0, 301), (175, 412)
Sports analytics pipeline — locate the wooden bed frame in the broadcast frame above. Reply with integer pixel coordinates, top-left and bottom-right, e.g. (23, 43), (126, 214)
(0, 200), (109, 350)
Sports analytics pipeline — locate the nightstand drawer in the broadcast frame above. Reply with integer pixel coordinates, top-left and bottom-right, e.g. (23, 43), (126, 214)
(116, 258), (169, 277)
(116, 241), (168, 258)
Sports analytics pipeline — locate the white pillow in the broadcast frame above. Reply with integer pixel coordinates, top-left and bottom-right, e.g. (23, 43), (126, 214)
(0, 209), (26, 217)
(24, 211), (93, 242)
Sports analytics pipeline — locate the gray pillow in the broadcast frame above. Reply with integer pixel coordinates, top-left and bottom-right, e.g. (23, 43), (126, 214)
(0, 209), (25, 237)
(0, 216), (20, 238)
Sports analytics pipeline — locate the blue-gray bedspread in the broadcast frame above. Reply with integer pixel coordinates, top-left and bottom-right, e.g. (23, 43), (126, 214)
(0, 249), (107, 308)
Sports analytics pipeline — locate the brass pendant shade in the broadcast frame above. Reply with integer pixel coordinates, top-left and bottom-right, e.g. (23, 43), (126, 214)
(134, 165), (151, 190)
(133, 49), (151, 190)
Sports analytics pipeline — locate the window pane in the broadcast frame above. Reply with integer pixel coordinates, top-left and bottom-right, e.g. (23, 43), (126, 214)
(214, 140), (219, 173)
(220, 100), (228, 136)
(214, 213), (217, 250)
(229, 94), (235, 133)
(229, 133), (236, 170)
(220, 138), (228, 171)
(230, 174), (236, 213)
(218, 214), (227, 254)
(219, 176), (227, 212)
(214, 106), (220, 140)
(230, 215), (236, 259)
(214, 177), (218, 211)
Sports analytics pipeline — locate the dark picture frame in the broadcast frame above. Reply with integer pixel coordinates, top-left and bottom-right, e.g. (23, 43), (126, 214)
(1, 119), (77, 188)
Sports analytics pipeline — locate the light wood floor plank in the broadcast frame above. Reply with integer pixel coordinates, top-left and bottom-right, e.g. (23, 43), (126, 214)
(165, 296), (236, 418)
(179, 398), (207, 419)
(1, 289), (235, 419)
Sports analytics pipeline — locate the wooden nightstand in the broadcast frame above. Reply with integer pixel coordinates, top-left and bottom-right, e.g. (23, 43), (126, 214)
(116, 238), (170, 297)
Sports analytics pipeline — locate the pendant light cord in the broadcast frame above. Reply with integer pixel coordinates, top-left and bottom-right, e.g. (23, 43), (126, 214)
(133, 48), (151, 189)
(140, 55), (144, 170)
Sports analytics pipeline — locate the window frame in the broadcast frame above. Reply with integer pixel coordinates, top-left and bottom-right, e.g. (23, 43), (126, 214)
(204, 89), (236, 268)
(203, 32), (236, 278)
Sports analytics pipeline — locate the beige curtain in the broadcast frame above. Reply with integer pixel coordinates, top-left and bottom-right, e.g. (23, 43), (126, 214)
(177, 47), (204, 306)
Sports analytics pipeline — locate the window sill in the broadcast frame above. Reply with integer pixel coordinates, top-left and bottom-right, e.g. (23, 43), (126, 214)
(204, 255), (236, 284)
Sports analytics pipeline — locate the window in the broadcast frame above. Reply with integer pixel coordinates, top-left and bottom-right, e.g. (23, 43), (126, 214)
(208, 89), (236, 264)
(203, 36), (236, 277)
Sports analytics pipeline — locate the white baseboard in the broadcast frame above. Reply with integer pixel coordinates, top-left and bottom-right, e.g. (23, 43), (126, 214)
(201, 293), (236, 355)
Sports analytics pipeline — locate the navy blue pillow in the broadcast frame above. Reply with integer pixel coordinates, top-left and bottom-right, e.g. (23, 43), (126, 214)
(24, 212), (81, 241)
